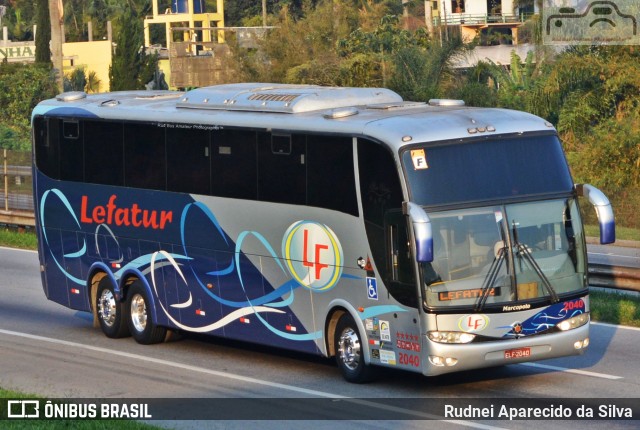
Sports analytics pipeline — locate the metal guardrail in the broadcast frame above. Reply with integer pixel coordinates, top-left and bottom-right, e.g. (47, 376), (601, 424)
(2, 150), (35, 225)
(589, 264), (640, 293)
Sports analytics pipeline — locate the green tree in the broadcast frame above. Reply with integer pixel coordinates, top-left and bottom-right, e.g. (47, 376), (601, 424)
(525, 46), (640, 228)
(109, 7), (157, 91)
(387, 35), (468, 101)
(64, 67), (87, 92)
(241, 0), (360, 83)
(34, 0), (51, 64)
(471, 50), (539, 110)
(2, 0), (36, 41)
(0, 63), (56, 150)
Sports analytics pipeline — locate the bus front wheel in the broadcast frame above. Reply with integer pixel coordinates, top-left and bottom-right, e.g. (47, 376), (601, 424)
(96, 278), (130, 338)
(127, 281), (166, 345)
(335, 314), (374, 383)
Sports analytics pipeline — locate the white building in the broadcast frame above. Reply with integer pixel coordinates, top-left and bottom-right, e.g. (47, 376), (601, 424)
(432, 0), (538, 45)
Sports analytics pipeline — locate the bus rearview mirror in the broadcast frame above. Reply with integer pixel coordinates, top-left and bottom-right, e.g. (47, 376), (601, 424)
(403, 202), (434, 263)
(575, 184), (616, 245)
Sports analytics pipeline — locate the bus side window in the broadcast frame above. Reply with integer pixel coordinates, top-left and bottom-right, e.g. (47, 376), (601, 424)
(34, 117), (60, 180)
(124, 123), (166, 190)
(167, 127), (211, 194)
(59, 120), (84, 182)
(307, 135), (358, 217)
(211, 129), (258, 200)
(84, 120), (124, 186)
(257, 132), (306, 205)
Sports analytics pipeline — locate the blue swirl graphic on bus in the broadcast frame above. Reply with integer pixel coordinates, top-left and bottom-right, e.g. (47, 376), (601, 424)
(500, 300), (586, 337)
(39, 189), (88, 286)
(177, 201), (323, 340)
(38, 188), (376, 345)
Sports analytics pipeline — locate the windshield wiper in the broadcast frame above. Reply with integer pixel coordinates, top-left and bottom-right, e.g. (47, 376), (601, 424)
(475, 246), (506, 312)
(512, 221), (559, 303)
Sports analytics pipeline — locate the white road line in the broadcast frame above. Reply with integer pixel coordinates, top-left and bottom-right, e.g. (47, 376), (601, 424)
(592, 321), (640, 332)
(518, 362), (622, 380)
(0, 328), (507, 430)
(0, 246), (37, 253)
(588, 252), (638, 261)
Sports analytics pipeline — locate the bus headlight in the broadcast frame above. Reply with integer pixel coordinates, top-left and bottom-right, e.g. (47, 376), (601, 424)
(428, 331), (475, 344)
(557, 312), (590, 331)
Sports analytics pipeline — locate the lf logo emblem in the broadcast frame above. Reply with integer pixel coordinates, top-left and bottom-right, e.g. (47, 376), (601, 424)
(7, 400), (40, 418)
(283, 221), (343, 292)
(367, 277), (378, 300)
(458, 314), (489, 333)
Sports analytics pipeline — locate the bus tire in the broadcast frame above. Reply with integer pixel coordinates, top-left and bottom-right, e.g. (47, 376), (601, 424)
(127, 281), (166, 345)
(96, 278), (130, 338)
(335, 313), (375, 383)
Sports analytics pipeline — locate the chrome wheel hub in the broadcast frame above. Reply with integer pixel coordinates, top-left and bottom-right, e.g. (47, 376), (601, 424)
(130, 294), (147, 333)
(338, 328), (361, 371)
(98, 289), (117, 327)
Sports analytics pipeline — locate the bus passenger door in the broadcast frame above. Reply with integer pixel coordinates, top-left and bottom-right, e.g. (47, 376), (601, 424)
(384, 210), (419, 308)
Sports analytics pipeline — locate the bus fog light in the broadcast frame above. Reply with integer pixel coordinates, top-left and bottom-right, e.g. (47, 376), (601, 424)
(429, 355), (445, 366)
(573, 337), (590, 350)
(429, 356), (458, 367)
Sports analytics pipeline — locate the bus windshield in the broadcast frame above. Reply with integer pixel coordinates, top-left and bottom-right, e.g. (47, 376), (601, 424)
(419, 197), (586, 309)
(402, 134), (574, 207)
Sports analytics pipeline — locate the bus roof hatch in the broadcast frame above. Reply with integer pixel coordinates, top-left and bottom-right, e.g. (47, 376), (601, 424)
(176, 83), (403, 114)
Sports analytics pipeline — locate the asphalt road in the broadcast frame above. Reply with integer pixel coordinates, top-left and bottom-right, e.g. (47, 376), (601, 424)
(0, 247), (638, 429)
(588, 243), (640, 269)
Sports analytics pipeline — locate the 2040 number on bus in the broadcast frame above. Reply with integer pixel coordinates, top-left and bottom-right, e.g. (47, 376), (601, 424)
(399, 352), (420, 367)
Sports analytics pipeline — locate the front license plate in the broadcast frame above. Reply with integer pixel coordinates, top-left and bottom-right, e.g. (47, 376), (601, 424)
(504, 347), (531, 359)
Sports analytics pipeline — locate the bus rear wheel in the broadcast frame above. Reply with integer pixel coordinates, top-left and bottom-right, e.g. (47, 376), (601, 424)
(96, 278), (130, 338)
(335, 314), (374, 383)
(127, 281), (166, 345)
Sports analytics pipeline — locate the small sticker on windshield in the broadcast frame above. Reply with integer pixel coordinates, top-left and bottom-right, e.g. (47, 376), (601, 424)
(411, 149), (428, 170)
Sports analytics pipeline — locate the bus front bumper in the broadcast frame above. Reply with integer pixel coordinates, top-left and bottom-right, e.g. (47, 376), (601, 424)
(421, 323), (590, 377)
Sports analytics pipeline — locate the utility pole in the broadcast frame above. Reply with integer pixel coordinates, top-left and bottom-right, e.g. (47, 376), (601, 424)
(49, 0), (64, 92)
(425, 1), (434, 35)
(402, 0), (409, 29)
(262, 0), (267, 27)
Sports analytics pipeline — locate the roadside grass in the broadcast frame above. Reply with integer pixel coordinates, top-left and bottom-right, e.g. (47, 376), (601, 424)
(1, 226), (638, 328)
(583, 224), (640, 242)
(589, 289), (640, 327)
(0, 227), (38, 250)
(0, 388), (158, 429)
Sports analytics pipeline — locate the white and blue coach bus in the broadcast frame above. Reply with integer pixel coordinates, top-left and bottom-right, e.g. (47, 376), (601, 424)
(32, 83), (615, 382)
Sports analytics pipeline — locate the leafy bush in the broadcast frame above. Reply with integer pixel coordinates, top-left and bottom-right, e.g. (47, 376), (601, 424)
(0, 63), (56, 151)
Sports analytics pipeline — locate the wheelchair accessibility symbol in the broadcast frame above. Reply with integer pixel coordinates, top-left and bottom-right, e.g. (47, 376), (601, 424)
(367, 277), (378, 300)
(544, 1), (639, 45)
